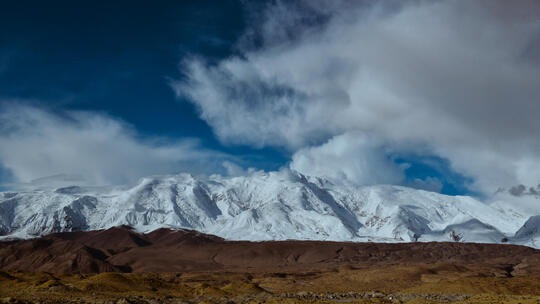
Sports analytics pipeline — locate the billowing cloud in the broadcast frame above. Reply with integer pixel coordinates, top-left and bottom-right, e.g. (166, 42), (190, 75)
(408, 177), (444, 193)
(290, 132), (404, 185)
(0, 104), (231, 187)
(175, 0), (540, 194)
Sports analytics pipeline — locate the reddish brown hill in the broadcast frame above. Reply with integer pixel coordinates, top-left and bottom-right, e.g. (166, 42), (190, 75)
(1, 226), (539, 275)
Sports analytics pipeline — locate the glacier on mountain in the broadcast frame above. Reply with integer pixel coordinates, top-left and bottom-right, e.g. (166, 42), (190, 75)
(0, 170), (538, 248)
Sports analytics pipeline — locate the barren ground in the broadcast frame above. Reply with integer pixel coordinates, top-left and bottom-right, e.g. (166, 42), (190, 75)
(1, 227), (539, 303)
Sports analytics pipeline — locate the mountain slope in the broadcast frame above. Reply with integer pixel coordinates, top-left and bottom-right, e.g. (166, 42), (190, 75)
(0, 170), (537, 247)
(513, 215), (540, 248)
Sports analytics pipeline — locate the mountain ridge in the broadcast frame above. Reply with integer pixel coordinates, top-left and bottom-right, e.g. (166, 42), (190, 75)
(0, 170), (538, 248)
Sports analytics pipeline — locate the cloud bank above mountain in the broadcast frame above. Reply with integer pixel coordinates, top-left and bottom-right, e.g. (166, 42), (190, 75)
(0, 104), (230, 187)
(175, 0), (540, 195)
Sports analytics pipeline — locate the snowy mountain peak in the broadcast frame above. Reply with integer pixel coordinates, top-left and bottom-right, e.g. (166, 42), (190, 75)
(514, 215), (540, 248)
(0, 171), (537, 248)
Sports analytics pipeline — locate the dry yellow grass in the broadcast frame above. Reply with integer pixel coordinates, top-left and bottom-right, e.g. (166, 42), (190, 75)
(1, 264), (540, 304)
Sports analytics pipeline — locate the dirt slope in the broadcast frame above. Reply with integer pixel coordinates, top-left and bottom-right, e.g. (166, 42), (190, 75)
(1, 226), (539, 275)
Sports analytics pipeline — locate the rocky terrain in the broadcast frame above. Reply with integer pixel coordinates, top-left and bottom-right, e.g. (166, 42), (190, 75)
(1, 226), (540, 303)
(2, 174), (540, 303)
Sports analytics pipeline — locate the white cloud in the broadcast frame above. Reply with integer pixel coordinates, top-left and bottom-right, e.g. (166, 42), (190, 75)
(222, 160), (246, 177)
(0, 104), (232, 186)
(175, 0), (540, 194)
(290, 132), (404, 185)
(408, 177), (444, 193)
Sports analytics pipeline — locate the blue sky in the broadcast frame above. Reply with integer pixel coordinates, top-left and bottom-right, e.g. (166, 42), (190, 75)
(1, 1), (539, 196)
(0, 1), (287, 177)
(0, 1), (241, 145)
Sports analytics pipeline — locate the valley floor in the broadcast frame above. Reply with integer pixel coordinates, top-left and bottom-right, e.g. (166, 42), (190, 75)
(1, 268), (540, 304)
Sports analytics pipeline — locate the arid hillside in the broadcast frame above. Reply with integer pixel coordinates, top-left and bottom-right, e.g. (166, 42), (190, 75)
(1, 226), (540, 274)
(1, 226), (540, 303)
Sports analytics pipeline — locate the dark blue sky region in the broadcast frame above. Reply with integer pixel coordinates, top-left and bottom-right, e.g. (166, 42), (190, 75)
(0, 1), (239, 139)
(0, 0), (470, 195)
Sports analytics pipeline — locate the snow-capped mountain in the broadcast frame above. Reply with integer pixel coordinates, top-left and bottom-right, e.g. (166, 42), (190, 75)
(0, 170), (538, 248)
